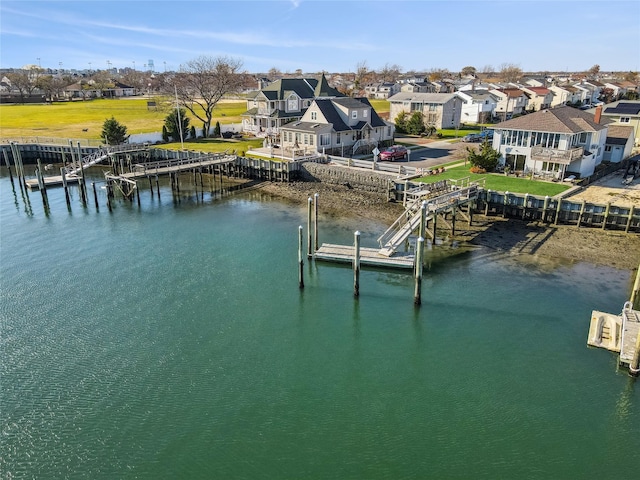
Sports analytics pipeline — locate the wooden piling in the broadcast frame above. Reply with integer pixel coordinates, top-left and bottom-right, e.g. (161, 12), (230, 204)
(414, 237), (424, 306)
(148, 176), (154, 196)
(155, 175), (160, 198)
(307, 197), (313, 258)
(61, 167), (71, 208)
(484, 189), (491, 215)
(451, 203), (456, 235)
(577, 200), (586, 228)
(36, 159), (49, 209)
(92, 182), (99, 210)
(602, 202), (611, 230)
(630, 265), (640, 310)
(419, 201), (427, 240)
(314, 193), (319, 252)
(354, 231), (361, 297)
(3, 149), (14, 185)
(135, 183), (141, 207)
(503, 191), (509, 218)
(554, 198), (563, 225)
(625, 207), (633, 233)
(298, 225), (304, 289)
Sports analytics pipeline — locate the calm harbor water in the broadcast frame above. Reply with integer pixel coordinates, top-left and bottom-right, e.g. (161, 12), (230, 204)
(1, 168), (639, 479)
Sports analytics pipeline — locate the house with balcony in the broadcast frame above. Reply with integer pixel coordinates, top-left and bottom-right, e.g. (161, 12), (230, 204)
(490, 105), (609, 179)
(489, 88), (528, 121)
(521, 86), (553, 112)
(278, 97), (393, 157)
(455, 90), (498, 124)
(241, 74), (343, 137)
(387, 92), (461, 129)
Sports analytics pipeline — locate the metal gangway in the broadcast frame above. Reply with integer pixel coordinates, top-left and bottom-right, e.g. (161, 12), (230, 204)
(65, 144), (150, 176)
(377, 182), (479, 257)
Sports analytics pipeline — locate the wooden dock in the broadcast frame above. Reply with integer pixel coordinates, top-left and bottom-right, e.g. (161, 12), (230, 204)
(620, 306), (640, 367)
(314, 243), (415, 269)
(26, 175), (79, 188)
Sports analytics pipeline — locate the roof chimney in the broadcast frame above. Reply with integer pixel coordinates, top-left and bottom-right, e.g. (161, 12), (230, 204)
(594, 105), (602, 124)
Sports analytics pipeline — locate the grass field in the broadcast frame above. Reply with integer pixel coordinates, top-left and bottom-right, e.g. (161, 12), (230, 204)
(0, 97), (247, 139)
(156, 137), (264, 154)
(417, 164), (570, 196)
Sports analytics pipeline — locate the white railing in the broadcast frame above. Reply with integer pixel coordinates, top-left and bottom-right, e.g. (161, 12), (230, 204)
(325, 155), (420, 176)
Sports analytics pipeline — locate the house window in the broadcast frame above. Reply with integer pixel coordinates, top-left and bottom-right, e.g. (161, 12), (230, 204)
(579, 132), (588, 143)
(320, 133), (330, 146)
(363, 110), (368, 118)
(311, 111), (317, 120)
(336, 133), (341, 144)
(310, 136), (314, 146)
(620, 117), (630, 123)
(304, 134), (309, 144)
(352, 111), (357, 119)
(605, 145), (612, 152)
(288, 99), (297, 110)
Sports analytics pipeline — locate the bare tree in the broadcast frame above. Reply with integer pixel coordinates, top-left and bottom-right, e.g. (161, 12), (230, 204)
(378, 63), (402, 82)
(499, 63), (522, 82)
(481, 65), (495, 76)
(267, 67), (281, 79)
(5, 71), (35, 102)
(354, 60), (369, 89)
(171, 55), (244, 138)
(427, 68), (450, 82)
(587, 64), (600, 77)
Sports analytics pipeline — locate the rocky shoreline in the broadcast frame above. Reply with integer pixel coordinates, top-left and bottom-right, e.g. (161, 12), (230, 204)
(257, 180), (640, 271)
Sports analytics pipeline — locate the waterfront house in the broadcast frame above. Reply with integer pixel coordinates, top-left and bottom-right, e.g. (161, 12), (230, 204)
(388, 92), (461, 129)
(241, 74), (343, 137)
(278, 97), (394, 157)
(603, 125), (634, 163)
(491, 105), (609, 178)
(600, 100), (640, 147)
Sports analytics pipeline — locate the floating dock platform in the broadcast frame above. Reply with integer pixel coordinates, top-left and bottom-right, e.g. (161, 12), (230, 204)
(314, 243), (415, 270)
(588, 302), (640, 372)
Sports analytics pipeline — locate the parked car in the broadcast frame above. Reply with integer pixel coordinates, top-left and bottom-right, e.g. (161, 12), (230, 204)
(463, 133), (481, 142)
(379, 145), (408, 161)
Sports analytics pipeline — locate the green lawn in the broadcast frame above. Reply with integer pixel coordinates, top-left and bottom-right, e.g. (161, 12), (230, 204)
(0, 97), (247, 139)
(416, 164), (571, 196)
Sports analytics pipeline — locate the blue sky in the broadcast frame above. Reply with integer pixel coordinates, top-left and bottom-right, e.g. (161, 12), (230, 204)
(1, 0), (639, 74)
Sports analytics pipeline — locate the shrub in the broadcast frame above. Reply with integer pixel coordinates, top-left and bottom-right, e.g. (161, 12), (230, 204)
(470, 166), (486, 174)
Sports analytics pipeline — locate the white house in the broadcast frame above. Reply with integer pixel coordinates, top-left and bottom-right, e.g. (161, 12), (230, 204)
(489, 88), (528, 120)
(549, 85), (583, 107)
(388, 92), (461, 129)
(279, 97), (394, 156)
(521, 86), (554, 112)
(455, 90), (498, 124)
(491, 105), (609, 178)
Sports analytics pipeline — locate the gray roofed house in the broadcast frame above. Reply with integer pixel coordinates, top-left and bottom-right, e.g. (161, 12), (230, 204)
(278, 97), (394, 157)
(490, 105), (611, 178)
(601, 100), (640, 148)
(242, 74), (344, 137)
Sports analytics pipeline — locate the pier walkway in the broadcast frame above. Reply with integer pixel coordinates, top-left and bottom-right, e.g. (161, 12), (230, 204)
(588, 301), (640, 372)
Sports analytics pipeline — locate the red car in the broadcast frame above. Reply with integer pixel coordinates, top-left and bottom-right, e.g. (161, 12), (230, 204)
(379, 145), (408, 161)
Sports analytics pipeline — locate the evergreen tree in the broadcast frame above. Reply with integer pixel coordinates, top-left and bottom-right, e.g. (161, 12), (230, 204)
(466, 140), (500, 172)
(101, 117), (129, 145)
(164, 108), (190, 143)
(214, 121), (221, 138)
(394, 111), (408, 134)
(162, 125), (169, 142)
(190, 125), (197, 139)
(406, 112), (426, 135)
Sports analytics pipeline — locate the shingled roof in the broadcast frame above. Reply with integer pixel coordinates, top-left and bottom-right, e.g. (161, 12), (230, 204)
(253, 73), (343, 101)
(493, 106), (608, 133)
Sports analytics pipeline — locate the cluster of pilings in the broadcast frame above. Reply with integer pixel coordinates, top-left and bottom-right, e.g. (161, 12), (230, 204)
(297, 194), (428, 307)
